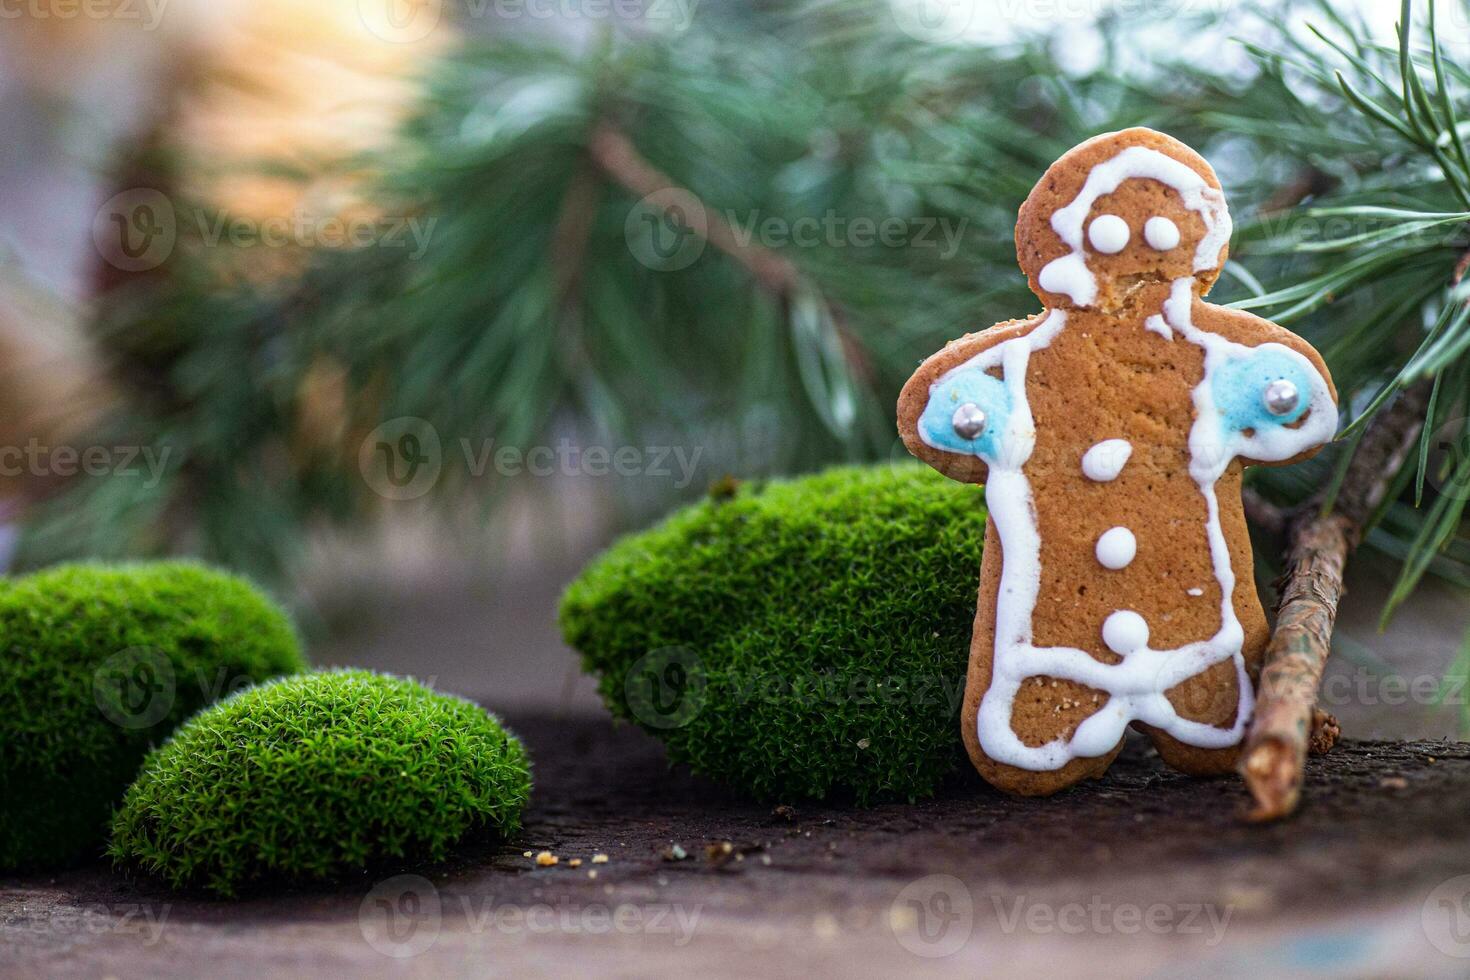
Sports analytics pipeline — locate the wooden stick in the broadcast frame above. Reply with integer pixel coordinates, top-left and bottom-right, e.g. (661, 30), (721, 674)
(1241, 511), (1351, 820)
(1240, 379), (1434, 820)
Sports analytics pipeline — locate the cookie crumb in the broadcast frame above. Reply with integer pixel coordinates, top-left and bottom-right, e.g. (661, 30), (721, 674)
(588, 869), (598, 880)
(856, 738), (871, 749)
(535, 851), (558, 867)
(592, 853), (609, 864)
(522, 851), (533, 858)
(568, 858), (583, 868)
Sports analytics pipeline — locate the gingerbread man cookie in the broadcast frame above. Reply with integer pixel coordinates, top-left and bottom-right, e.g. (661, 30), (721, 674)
(897, 128), (1338, 795)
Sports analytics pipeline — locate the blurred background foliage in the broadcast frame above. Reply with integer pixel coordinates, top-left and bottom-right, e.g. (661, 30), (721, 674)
(10, 0), (1470, 645)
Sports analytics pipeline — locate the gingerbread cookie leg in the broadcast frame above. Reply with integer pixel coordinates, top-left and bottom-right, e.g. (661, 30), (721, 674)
(960, 519), (1122, 796)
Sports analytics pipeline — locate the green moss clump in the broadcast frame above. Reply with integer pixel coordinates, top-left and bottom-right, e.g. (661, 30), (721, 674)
(110, 670), (532, 895)
(559, 463), (986, 804)
(0, 562), (305, 871)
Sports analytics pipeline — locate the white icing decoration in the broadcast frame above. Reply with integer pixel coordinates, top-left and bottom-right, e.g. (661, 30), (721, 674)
(1037, 252), (1092, 305)
(1144, 314), (1174, 341)
(1145, 215), (1181, 251)
(1102, 611), (1149, 655)
(1095, 527), (1136, 570)
(1187, 587), (1204, 596)
(1081, 439), (1131, 481)
(1037, 146), (1232, 307)
(1088, 214), (1130, 254)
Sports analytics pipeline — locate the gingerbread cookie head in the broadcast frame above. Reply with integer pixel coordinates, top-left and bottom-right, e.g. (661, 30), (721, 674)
(1015, 128), (1231, 311)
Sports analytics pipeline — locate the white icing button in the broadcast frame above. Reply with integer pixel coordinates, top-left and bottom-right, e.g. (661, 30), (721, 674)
(1102, 611), (1149, 655)
(1145, 216), (1181, 251)
(1095, 527), (1136, 570)
(1087, 214), (1130, 254)
(1187, 587), (1204, 596)
(1081, 439), (1132, 482)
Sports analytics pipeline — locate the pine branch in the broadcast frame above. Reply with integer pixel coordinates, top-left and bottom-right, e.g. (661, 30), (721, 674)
(585, 121), (873, 383)
(586, 123), (805, 299)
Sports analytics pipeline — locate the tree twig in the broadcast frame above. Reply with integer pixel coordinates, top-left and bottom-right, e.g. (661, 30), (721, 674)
(586, 123), (799, 296)
(1240, 379), (1434, 820)
(1242, 487), (1287, 536)
(585, 123), (873, 383)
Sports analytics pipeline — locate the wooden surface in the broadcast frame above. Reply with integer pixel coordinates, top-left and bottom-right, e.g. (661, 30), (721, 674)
(6, 712), (1470, 979)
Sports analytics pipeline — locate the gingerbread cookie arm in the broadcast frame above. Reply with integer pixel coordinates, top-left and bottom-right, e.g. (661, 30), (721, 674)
(1188, 303), (1339, 468)
(897, 314), (1048, 484)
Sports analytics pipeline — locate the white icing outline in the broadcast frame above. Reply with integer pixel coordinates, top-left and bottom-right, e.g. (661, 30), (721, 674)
(919, 279), (1336, 773)
(1038, 146), (1233, 308)
(1144, 314), (1174, 341)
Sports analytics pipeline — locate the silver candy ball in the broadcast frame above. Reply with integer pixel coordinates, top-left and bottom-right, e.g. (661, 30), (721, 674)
(1263, 379), (1300, 417)
(952, 403), (987, 440)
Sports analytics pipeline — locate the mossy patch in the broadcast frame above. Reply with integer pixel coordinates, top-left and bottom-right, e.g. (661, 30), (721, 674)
(560, 463), (986, 804)
(110, 670), (532, 896)
(0, 562), (305, 871)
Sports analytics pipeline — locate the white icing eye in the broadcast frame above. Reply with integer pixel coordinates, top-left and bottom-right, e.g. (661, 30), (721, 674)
(1144, 216), (1181, 251)
(1087, 214), (1130, 254)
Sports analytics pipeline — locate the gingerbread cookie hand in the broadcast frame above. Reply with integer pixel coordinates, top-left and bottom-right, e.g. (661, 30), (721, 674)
(898, 128), (1338, 796)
